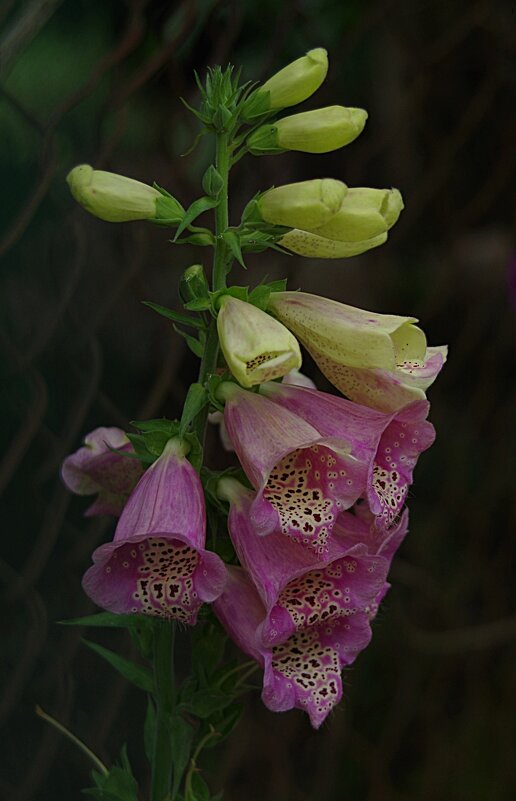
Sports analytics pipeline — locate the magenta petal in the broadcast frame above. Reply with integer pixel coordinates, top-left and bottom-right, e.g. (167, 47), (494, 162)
(213, 566), (267, 665)
(223, 386), (368, 554)
(61, 427), (143, 516)
(261, 382), (434, 531)
(371, 400), (435, 527)
(335, 505), (409, 568)
(82, 439), (226, 624)
(223, 385), (321, 489)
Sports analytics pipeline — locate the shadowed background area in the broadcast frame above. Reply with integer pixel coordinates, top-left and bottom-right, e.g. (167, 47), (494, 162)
(1, 0), (515, 799)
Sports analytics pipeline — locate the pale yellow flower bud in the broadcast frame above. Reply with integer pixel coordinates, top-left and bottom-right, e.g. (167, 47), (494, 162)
(248, 106), (368, 155)
(67, 165), (184, 223)
(258, 179), (347, 230)
(259, 48), (328, 110)
(307, 187), (404, 242)
(217, 296), (302, 388)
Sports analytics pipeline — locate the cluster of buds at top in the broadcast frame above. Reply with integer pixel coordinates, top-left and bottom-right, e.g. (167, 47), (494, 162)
(61, 47), (447, 730)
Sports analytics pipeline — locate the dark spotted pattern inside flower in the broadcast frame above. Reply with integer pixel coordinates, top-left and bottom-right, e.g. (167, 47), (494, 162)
(373, 418), (425, 526)
(263, 446), (354, 553)
(107, 538), (200, 622)
(272, 627), (341, 722)
(245, 351), (283, 371)
(278, 557), (370, 630)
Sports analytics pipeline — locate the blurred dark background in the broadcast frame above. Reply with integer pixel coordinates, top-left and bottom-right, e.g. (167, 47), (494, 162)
(1, 0), (515, 799)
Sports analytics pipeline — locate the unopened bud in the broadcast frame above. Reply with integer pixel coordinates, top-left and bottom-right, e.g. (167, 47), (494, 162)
(248, 106), (368, 155)
(217, 296), (302, 387)
(257, 178), (347, 230)
(179, 264), (210, 304)
(307, 187), (404, 242)
(243, 48), (328, 118)
(67, 165), (184, 224)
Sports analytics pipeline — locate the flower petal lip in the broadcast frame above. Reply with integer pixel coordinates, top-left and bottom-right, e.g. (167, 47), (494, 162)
(218, 382), (369, 552)
(309, 342), (447, 412)
(268, 291), (425, 371)
(217, 296), (302, 387)
(306, 187), (404, 242)
(82, 438), (226, 624)
(259, 47), (329, 110)
(258, 179), (347, 230)
(259, 381), (435, 530)
(61, 426), (143, 516)
(278, 229), (387, 258)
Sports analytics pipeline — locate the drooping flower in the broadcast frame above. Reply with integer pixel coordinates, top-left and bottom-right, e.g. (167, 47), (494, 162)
(260, 381), (435, 529)
(82, 438), (226, 624)
(214, 479), (401, 728)
(217, 295), (302, 387)
(246, 48), (329, 114)
(257, 179), (348, 230)
(216, 381), (371, 553)
(61, 427), (143, 517)
(268, 291), (447, 410)
(67, 165), (184, 224)
(248, 106), (368, 155)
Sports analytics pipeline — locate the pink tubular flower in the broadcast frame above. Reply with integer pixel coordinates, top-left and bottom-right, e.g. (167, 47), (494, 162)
(217, 382), (370, 554)
(215, 480), (403, 728)
(82, 438), (226, 624)
(260, 381), (435, 529)
(61, 427), (143, 516)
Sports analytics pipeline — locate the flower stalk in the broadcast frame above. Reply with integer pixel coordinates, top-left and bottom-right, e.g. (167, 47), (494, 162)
(59, 50), (446, 801)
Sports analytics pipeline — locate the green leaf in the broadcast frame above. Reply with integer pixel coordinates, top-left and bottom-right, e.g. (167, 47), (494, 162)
(182, 432), (203, 473)
(268, 278), (288, 293)
(125, 434), (155, 464)
(59, 612), (149, 629)
(142, 301), (205, 330)
(184, 297), (212, 312)
(129, 419), (181, 459)
(187, 772), (211, 801)
(143, 698), (156, 763)
(221, 231), (246, 269)
(170, 714), (194, 798)
(84, 748), (139, 801)
(82, 640), (154, 693)
(207, 705), (243, 747)
(174, 196), (218, 240)
(84, 766), (139, 801)
(185, 689), (233, 719)
(191, 624), (226, 682)
(180, 383), (208, 437)
(248, 285), (271, 311)
(173, 325), (204, 358)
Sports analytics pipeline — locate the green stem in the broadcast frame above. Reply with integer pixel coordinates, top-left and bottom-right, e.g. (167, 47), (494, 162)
(151, 621), (175, 801)
(192, 130), (232, 445)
